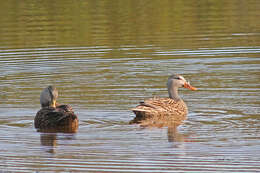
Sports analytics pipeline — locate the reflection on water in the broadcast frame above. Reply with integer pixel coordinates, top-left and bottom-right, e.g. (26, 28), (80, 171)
(40, 133), (77, 154)
(167, 126), (185, 143)
(0, 0), (260, 172)
(0, 0), (260, 49)
(40, 133), (57, 154)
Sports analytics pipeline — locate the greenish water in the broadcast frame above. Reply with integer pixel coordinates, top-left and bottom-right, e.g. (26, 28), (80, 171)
(0, 0), (260, 172)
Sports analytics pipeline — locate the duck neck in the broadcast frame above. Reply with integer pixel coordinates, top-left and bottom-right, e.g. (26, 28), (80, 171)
(168, 85), (181, 101)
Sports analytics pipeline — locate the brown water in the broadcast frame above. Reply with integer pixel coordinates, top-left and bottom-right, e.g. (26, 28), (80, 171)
(0, 0), (260, 172)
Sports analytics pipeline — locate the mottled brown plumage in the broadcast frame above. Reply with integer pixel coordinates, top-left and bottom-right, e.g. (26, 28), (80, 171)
(34, 86), (78, 133)
(131, 74), (197, 127)
(131, 97), (188, 126)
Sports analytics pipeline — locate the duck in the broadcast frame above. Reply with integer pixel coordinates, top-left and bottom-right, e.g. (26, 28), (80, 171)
(130, 74), (197, 127)
(34, 86), (78, 133)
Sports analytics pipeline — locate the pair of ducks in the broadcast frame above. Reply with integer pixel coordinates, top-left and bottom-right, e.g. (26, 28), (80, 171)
(34, 74), (197, 132)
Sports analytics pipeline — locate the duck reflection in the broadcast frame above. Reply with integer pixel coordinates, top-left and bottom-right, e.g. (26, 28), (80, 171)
(135, 119), (189, 143)
(40, 133), (57, 153)
(39, 128), (77, 154)
(167, 125), (186, 143)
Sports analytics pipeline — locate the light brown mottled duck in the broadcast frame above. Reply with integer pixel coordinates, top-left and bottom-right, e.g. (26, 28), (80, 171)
(34, 86), (78, 133)
(131, 74), (197, 127)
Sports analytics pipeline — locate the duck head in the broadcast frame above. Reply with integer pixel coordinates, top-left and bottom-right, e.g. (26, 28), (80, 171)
(167, 74), (197, 100)
(40, 85), (58, 108)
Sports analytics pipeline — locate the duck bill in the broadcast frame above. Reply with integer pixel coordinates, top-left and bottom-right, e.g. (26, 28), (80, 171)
(51, 100), (57, 108)
(184, 82), (197, 91)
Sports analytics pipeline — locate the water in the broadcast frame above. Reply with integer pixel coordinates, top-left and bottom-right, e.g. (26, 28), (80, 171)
(0, 0), (260, 172)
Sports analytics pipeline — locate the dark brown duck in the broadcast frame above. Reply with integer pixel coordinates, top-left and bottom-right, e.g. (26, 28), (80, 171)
(34, 86), (78, 133)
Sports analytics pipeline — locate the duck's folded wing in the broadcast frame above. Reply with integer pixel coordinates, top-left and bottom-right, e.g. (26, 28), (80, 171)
(35, 109), (77, 129)
(56, 104), (73, 112)
(132, 98), (178, 113)
(46, 111), (77, 127)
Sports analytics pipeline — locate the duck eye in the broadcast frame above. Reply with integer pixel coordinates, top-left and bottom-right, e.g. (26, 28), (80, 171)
(174, 77), (181, 80)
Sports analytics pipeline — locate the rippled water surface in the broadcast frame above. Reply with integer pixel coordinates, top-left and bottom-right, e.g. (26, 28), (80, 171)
(0, 0), (260, 172)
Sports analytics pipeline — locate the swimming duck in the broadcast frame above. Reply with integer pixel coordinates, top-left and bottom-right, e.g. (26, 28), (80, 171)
(34, 86), (78, 133)
(131, 74), (197, 127)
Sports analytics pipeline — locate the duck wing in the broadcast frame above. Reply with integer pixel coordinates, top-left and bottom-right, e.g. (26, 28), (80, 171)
(132, 97), (180, 113)
(131, 97), (188, 125)
(34, 106), (77, 129)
